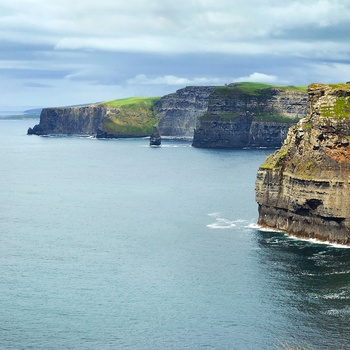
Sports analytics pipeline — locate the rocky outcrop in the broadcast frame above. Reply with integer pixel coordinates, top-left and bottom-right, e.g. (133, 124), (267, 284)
(150, 127), (161, 146)
(155, 86), (216, 136)
(192, 84), (307, 148)
(255, 83), (350, 245)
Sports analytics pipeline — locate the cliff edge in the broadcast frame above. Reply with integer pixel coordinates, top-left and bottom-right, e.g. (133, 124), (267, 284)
(255, 83), (350, 245)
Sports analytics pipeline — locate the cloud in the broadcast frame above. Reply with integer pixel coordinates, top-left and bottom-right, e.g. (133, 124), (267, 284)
(127, 74), (226, 86)
(233, 72), (279, 84)
(1, 0), (350, 109)
(294, 62), (350, 84)
(127, 72), (283, 87)
(1, 0), (350, 57)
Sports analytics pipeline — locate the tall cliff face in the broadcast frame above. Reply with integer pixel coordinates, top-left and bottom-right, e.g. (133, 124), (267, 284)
(256, 83), (350, 245)
(155, 86), (216, 136)
(192, 83), (307, 148)
(27, 106), (106, 135)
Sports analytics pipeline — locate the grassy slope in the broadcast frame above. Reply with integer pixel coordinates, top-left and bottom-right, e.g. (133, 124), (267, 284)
(100, 97), (161, 136)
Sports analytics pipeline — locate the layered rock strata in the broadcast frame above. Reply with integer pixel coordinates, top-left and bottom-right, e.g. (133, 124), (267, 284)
(27, 106), (106, 136)
(256, 83), (350, 244)
(192, 84), (307, 148)
(155, 86), (216, 136)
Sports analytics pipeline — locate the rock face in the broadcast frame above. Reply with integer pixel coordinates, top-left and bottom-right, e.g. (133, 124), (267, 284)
(155, 86), (216, 136)
(192, 83), (307, 148)
(256, 83), (350, 245)
(27, 106), (106, 136)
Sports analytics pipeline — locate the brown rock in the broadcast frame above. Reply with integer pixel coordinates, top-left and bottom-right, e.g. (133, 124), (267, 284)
(255, 83), (350, 245)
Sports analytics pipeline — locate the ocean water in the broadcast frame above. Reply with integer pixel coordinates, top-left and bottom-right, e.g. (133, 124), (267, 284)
(1, 120), (350, 350)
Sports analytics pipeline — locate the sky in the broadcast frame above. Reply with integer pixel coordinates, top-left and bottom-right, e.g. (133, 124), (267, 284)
(1, 0), (350, 111)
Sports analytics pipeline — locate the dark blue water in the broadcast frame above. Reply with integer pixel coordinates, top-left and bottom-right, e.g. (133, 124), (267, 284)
(1, 120), (350, 349)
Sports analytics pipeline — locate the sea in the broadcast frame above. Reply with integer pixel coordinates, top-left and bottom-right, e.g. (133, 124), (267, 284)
(1, 119), (350, 350)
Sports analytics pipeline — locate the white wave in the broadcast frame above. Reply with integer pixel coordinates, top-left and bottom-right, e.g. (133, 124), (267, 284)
(309, 291), (350, 300)
(208, 212), (221, 217)
(288, 235), (350, 249)
(250, 224), (350, 249)
(233, 219), (247, 224)
(250, 223), (286, 234)
(301, 270), (350, 277)
(323, 292), (349, 300)
(325, 307), (350, 316)
(207, 217), (237, 230)
(246, 223), (262, 229)
(159, 144), (191, 148)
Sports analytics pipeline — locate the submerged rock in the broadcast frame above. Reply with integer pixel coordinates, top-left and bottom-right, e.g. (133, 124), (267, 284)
(255, 83), (350, 245)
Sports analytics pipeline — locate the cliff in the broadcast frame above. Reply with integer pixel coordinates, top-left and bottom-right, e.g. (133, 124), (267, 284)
(28, 97), (160, 137)
(255, 83), (350, 245)
(28, 83), (307, 146)
(27, 105), (106, 136)
(192, 83), (307, 148)
(155, 86), (216, 136)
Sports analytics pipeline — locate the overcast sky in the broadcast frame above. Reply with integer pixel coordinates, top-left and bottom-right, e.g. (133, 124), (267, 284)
(1, 0), (350, 111)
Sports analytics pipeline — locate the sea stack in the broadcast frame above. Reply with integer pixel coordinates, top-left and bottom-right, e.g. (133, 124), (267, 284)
(150, 126), (161, 146)
(255, 83), (350, 245)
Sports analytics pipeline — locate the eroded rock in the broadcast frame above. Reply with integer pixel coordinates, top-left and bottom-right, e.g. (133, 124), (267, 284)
(255, 83), (350, 245)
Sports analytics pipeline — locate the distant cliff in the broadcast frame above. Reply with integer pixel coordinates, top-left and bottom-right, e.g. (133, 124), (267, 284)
(155, 86), (216, 137)
(256, 83), (350, 245)
(27, 105), (106, 136)
(28, 97), (160, 137)
(28, 83), (307, 147)
(192, 83), (307, 148)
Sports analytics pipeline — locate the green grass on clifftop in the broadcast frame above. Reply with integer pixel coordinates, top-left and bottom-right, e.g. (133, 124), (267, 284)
(102, 97), (160, 108)
(101, 97), (161, 136)
(201, 82), (306, 121)
(218, 82), (307, 96)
